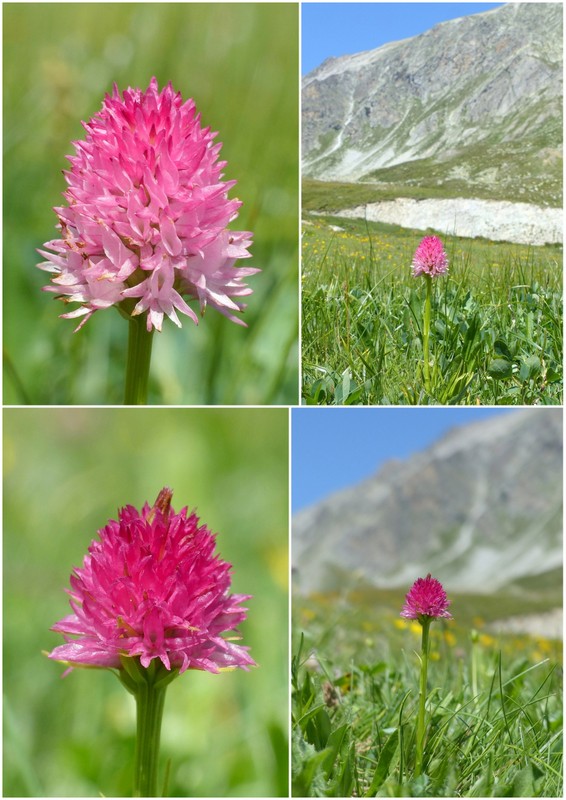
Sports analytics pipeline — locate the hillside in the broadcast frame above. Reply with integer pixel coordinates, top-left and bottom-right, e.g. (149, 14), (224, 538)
(302, 3), (563, 207)
(293, 410), (563, 595)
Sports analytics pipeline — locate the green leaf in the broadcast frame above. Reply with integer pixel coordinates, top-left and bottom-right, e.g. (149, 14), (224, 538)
(336, 742), (356, 797)
(296, 702), (328, 730)
(512, 764), (534, 796)
(408, 289), (423, 333)
(344, 386), (364, 405)
(519, 355), (541, 382)
(300, 705), (332, 750)
(488, 358), (513, 380)
(365, 730), (399, 796)
(546, 362), (562, 382)
(291, 730), (332, 796)
(494, 338), (512, 359)
(321, 723), (349, 778)
(334, 369), (354, 404)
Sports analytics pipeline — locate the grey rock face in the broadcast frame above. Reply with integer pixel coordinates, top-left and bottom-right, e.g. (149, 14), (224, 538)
(293, 410), (563, 594)
(302, 3), (562, 202)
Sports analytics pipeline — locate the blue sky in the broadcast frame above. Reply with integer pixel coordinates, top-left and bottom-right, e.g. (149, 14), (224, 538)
(302, 3), (505, 75)
(292, 408), (516, 512)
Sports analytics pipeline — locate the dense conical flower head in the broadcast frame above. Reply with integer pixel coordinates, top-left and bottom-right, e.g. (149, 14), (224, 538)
(411, 235), (449, 278)
(38, 77), (259, 332)
(49, 488), (255, 674)
(401, 573), (453, 622)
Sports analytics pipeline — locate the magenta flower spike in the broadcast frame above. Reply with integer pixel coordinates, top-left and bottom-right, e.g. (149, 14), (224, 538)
(401, 574), (452, 777)
(401, 573), (453, 622)
(49, 487), (254, 675)
(48, 488), (255, 796)
(411, 237), (448, 395)
(37, 78), (260, 404)
(411, 236), (449, 278)
(38, 77), (258, 332)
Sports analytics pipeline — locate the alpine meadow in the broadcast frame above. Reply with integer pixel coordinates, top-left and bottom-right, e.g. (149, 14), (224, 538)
(292, 409), (562, 797)
(301, 3), (562, 406)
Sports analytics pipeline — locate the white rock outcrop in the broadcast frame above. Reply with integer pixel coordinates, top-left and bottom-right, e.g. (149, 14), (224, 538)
(326, 198), (563, 246)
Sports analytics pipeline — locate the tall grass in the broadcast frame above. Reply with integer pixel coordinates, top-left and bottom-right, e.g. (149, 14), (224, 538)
(3, 4), (299, 405)
(302, 217), (562, 405)
(292, 593), (562, 797)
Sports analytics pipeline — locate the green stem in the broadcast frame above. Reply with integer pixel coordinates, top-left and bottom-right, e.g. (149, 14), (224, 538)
(422, 275), (432, 394)
(134, 678), (167, 797)
(415, 617), (431, 777)
(118, 657), (179, 798)
(124, 316), (154, 405)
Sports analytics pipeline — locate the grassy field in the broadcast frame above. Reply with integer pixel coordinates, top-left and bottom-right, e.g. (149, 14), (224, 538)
(3, 408), (289, 797)
(292, 591), (563, 797)
(302, 176), (561, 212)
(3, 3), (298, 405)
(302, 215), (562, 405)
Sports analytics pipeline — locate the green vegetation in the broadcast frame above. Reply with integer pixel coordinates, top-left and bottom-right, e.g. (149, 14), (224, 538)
(3, 4), (298, 404)
(360, 133), (562, 208)
(303, 180), (426, 212)
(302, 216), (562, 405)
(303, 138), (563, 211)
(305, 99), (562, 208)
(293, 591), (563, 797)
(4, 408), (289, 797)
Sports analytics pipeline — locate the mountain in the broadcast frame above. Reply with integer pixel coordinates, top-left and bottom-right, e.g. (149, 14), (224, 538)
(302, 3), (563, 206)
(293, 410), (563, 595)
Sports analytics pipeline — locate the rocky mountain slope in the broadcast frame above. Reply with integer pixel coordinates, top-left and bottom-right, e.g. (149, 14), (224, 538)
(302, 3), (562, 206)
(293, 411), (562, 595)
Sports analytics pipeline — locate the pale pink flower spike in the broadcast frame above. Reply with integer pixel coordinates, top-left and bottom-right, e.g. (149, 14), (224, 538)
(48, 488), (255, 675)
(38, 78), (259, 332)
(411, 236), (449, 278)
(401, 573), (453, 621)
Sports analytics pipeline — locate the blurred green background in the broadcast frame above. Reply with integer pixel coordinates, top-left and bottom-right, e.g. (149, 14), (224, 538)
(3, 3), (299, 404)
(3, 407), (289, 796)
